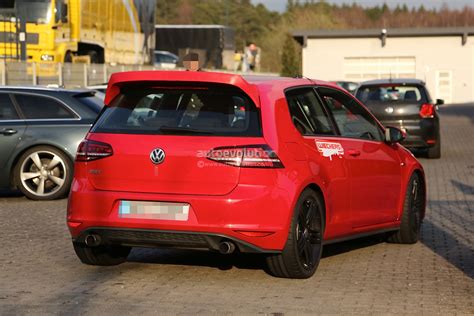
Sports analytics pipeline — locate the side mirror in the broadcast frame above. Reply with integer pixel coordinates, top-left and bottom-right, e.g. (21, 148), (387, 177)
(385, 126), (406, 144)
(436, 99), (444, 105)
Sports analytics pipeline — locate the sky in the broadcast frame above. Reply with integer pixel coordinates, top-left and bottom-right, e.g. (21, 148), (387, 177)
(251, 0), (474, 12)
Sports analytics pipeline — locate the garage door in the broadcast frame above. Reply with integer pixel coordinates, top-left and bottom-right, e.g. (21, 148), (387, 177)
(343, 57), (416, 81)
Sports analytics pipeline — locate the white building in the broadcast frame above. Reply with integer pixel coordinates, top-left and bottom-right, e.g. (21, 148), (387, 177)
(293, 27), (474, 103)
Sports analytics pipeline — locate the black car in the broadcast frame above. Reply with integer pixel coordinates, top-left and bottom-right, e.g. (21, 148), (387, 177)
(355, 79), (442, 158)
(0, 86), (103, 200)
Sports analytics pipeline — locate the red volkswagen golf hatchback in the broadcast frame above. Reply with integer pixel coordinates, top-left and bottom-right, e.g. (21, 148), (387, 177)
(67, 71), (426, 278)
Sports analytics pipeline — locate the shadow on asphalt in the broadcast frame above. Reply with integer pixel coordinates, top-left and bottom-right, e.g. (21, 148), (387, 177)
(322, 235), (386, 258)
(127, 218), (474, 280)
(0, 189), (23, 198)
(421, 200), (474, 280)
(421, 219), (474, 280)
(451, 180), (474, 196)
(45, 265), (137, 316)
(126, 235), (387, 273)
(128, 248), (266, 271)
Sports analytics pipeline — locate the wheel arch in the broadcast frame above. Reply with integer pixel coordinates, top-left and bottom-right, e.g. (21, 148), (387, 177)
(305, 183), (327, 228)
(412, 168), (427, 220)
(9, 143), (74, 188)
(77, 42), (105, 63)
(398, 166), (426, 221)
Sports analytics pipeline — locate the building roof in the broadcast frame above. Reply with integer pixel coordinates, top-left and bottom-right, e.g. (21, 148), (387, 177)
(293, 27), (474, 46)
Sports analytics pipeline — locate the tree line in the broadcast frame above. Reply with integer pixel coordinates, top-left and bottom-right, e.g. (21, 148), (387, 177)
(155, 0), (474, 75)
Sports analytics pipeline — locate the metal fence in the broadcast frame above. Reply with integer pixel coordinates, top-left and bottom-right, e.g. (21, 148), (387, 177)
(0, 61), (278, 88)
(0, 61), (160, 88)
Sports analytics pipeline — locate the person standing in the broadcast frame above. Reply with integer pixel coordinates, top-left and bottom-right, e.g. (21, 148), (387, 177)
(233, 50), (243, 72)
(245, 43), (261, 72)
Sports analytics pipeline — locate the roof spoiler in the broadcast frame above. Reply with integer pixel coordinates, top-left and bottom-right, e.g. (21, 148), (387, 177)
(104, 71), (260, 106)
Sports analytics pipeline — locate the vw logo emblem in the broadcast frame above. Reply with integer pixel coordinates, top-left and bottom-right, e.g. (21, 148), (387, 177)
(150, 148), (166, 164)
(385, 106), (394, 114)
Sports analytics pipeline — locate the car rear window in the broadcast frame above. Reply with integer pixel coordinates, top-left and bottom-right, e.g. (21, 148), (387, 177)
(356, 85), (427, 103)
(91, 83), (261, 136)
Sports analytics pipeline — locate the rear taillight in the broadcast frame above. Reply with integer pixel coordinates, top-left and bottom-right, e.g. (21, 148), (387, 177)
(76, 139), (113, 162)
(420, 103), (435, 118)
(207, 145), (283, 168)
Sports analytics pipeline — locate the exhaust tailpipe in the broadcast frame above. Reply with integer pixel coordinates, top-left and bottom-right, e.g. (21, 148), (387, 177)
(84, 234), (101, 247)
(218, 241), (236, 254)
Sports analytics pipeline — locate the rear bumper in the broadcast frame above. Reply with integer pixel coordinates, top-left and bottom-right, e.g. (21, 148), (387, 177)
(67, 176), (297, 252)
(383, 118), (439, 148)
(73, 227), (279, 253)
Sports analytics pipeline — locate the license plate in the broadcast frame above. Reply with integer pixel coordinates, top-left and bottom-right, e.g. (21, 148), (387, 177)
(118, 200), (189, 221)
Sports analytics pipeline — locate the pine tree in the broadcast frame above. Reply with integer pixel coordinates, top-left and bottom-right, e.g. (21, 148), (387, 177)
(280, 34), (300, 77)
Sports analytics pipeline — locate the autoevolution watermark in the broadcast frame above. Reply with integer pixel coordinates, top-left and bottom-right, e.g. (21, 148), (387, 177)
(196, 160), (227, 168)
(197, 148), (271, 159)
(195, 147), (275, 168)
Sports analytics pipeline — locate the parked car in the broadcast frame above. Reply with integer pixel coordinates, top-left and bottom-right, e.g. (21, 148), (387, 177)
(154, 50), (179, 69)
(332, 81), (359, 94)
(355, 79), (442, 158)
(0, 86), (103, 200)
(67, 71), (426, 279)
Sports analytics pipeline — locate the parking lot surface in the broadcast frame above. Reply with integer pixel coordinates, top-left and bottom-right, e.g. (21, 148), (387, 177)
(0, 104), (473, 315)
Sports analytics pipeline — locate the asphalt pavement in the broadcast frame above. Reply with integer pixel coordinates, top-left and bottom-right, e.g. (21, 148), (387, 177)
(0, 103), (473, 315)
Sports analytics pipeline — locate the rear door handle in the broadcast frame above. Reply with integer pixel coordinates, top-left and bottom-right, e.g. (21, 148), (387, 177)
(0, 128), (17, 135)
(347, 149), (361, 157)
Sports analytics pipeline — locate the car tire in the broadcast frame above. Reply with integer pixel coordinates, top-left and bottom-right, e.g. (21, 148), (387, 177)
(14, 146), (73, 200)
(266, 188), (324, 279)
(64, 51), (73, 63)
(427, 137), (441, 159)
(73, 242), (131, 266)
(387, 173), (424, 244)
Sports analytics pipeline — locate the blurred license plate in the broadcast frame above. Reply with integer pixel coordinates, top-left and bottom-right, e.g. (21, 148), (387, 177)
(118, 201), (189, 221)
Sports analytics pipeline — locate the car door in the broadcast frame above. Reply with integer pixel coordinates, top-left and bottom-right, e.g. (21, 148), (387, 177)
(12, 93), (84, 156)
(284, 87), (352, 238)
(0, 93), (26, 185)
(317, 87), (402, 228)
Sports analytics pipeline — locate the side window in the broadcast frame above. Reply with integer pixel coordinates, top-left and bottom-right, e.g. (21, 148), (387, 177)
(0, 94), (19, 120)
(319, 87), (383, 141)
(55, 0), (68, 23)
(15, 94), (76, 119)
(156, 54), (177, 64)
(285, 88), (336, 135)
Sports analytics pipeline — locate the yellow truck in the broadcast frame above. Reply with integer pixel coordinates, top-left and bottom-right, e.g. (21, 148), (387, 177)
(0, 0), (155, 64)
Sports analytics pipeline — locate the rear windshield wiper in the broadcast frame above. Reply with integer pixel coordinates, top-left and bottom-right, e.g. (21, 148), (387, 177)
(159, 126), (214, 135)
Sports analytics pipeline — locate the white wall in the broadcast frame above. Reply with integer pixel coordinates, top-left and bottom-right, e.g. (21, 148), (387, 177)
(302, 36), (474, 103)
